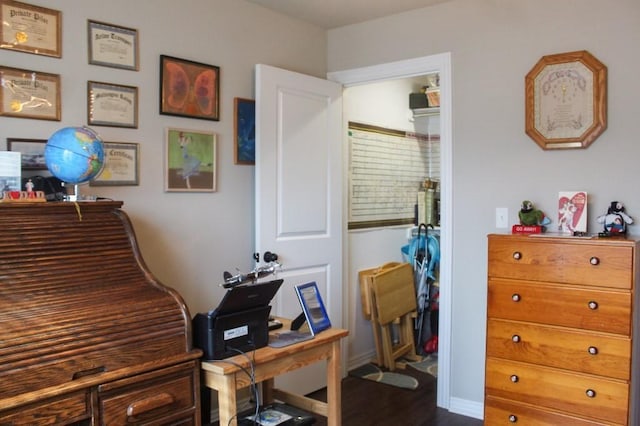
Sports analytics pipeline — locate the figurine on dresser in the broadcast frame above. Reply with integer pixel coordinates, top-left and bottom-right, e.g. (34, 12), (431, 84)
(597, 201), (633, 235)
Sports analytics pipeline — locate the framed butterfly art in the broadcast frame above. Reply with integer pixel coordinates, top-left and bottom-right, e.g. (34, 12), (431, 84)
(160, 55), (220, 121)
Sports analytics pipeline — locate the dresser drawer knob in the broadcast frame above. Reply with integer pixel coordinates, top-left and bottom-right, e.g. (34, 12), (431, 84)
(590, 256), (600, 265)
(588, 346), (598, 355)
(512, 251), (522, 260)
(588, 301), (598, 310)
(586, 389), (596, 398)
(512, 294), (521, 302)
(510, 375), (519, 383)
(508, 414), (518, 423)
(512, 335), (521, 343)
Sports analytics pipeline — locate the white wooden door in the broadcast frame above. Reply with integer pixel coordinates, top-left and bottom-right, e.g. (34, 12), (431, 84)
(255, 64), (343, 394)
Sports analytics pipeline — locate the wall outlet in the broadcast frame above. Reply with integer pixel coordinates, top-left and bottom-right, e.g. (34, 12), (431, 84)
(496, 208), (509, 228)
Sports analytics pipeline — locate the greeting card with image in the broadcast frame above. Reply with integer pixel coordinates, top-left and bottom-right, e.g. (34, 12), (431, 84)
(558, 191), (587, 233)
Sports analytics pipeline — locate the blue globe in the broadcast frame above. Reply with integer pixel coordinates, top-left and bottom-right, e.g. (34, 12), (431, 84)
(45, 127), (105, 184)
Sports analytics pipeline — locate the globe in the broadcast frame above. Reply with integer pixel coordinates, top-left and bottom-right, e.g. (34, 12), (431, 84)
(45, 127), (105, 184)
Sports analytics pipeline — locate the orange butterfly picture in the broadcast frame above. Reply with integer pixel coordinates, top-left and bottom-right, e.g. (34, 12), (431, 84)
(160, 55), (220, 121)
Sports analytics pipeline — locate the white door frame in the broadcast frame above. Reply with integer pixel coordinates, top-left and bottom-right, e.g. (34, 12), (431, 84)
(328, 52), (452, 409)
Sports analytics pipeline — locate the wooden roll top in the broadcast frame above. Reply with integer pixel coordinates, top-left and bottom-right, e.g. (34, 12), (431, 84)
(0, 202), (200, 407)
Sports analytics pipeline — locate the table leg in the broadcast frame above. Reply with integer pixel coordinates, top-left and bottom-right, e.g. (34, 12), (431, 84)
(262, 378), (275, 405)
(326, 340), (342, 426)
(218, 373), (238, 426)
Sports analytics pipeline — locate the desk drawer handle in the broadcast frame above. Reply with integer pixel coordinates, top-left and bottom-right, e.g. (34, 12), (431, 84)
(512, 252), (522, 260)
(512, 335), (521, 343)
(590, 256), (600, 265)
(585, 389), (596, 398)
(510, 375), (519, 383)
(512, 294), (521, 302)
(127, 392), (175, 417)
(509, 414), (518, 423)
(588, 346), (598, 355)
(72, 366), (106, 380)
(588, 301), (598, 310)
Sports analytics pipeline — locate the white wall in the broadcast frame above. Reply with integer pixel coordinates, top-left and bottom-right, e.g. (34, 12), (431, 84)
(0, 0), (326, 319)
(329, 0), (640, 409)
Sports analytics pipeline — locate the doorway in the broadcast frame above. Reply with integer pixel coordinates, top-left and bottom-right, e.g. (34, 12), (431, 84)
(328, 52), (452, 408)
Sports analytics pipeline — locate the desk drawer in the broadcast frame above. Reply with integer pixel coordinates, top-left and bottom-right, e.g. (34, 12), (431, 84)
(0, 392), (90, 425)
(486, 318), (631, 379)
(488, 237), (633, 289)
(484, 396), (617, 425)
(99, 363), (197, 425)
(485, 358), (629, 424)
(488, 279), (631, 335)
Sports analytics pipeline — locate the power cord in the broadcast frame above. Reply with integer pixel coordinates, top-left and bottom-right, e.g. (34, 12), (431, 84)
(221, 344), (259, 426)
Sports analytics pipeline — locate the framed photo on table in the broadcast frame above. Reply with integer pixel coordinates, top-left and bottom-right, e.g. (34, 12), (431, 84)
(160, 55), (220, 121)
(91, 142), (139, 186)
(0, 66), (61, 121)
(525, 50), (607, 150)
(294, 282), (332, 335)
(0, 0), (61, 57)
(88, 81), (138, 128)
(88, 20), (139, 70)
(7, 138), (46, 170)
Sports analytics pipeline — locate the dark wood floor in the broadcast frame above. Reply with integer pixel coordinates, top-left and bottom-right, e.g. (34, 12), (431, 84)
(210, 364), (483, 425)
(307, 365), (483, 426)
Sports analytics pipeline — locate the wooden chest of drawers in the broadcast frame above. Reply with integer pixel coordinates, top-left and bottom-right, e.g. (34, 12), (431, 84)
(485, 234), (640, 425)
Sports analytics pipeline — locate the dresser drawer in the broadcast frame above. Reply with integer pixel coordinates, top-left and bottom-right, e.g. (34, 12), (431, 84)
(99, 363), (197, 425)
(485, 395), (619, 425)
(488, 279), (631, 335)
(0, 391), (90, 425)
(488, 236), (633, 289)
(487, 318), (631, 380)
(486, 357), (629, 424)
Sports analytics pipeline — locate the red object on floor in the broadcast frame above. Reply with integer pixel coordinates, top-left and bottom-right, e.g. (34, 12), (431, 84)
(424, 335), (438, 354)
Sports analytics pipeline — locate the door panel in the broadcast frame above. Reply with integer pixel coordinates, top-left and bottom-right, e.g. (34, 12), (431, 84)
(255, 64), (342, 394)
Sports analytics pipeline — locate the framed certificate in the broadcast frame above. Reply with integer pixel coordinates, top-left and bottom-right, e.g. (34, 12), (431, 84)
(0, 66), (61, 121)
(88, 20), (139, 71)
(88, 81), (138, 128)
(525, 50), (607, 150)
(91, 142), (139, 186)
(0, 0), (61, 57)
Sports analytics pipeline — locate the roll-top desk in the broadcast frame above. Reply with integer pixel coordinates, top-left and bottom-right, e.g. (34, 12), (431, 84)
(0, 202), (202, 425)
(485, 234), (639, 425)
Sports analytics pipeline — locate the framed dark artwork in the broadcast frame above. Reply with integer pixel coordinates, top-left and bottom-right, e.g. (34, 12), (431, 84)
(160, 55), (220, 121)
(7, 138), (46, 170)
(234, 97), (255, 165)
(88, 20), (139, 71)
(0, 0), (61, 58)
(525, 50), (607, 150)
(165, 128), (216, 192)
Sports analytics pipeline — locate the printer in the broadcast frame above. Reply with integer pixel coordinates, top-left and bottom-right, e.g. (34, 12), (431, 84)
(193, 279), (283, 360)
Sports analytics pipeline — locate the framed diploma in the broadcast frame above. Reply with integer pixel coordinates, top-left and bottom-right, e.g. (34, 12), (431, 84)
(88, 81), (138, 128)
(525, 50), (607, 150)
(91, 142), (139, 186)
(0, 66), (61, 121)
(0, 0), (61, 57)
(88, 20), (139, 71)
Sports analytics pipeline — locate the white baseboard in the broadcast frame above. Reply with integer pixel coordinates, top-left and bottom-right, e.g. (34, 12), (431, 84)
(448, 396), (484, 420)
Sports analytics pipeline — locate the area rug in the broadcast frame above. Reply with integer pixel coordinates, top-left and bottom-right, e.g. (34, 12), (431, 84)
(405, 354), (438, 378)
(348, 363), (419, 390)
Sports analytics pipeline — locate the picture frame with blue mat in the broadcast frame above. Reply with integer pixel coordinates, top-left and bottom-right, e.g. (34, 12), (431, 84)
(234, 97), (255, 165)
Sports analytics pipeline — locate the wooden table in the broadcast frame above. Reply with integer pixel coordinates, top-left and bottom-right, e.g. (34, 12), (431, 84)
(200, 324), (348, 426)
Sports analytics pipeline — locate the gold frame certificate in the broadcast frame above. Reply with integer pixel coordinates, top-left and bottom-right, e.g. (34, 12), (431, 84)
(0, 0), (61, 57)
(0, 66), (61, 121)
(525, 50), (607, 150)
